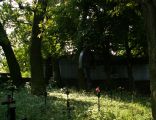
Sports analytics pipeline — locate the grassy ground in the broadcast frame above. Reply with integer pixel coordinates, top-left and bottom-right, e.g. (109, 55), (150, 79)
(0, 86), (152, 120)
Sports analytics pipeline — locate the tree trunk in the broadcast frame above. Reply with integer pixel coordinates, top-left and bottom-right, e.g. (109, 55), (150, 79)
(53, 58), (62, 87)
(0, 23), (22, 87)
(103, 39), (111, 89)
(44, 56), (53, 85)
(142, 1), (156, 119)
(30, 0), (47, 95)
(125, 39), (135, 91)
(120, 18), (135, 92)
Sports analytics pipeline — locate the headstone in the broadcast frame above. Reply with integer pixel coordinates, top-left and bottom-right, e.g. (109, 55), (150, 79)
(79, 48), (94, 90)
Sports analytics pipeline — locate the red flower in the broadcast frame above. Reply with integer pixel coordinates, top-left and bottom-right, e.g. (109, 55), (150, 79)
(96, 86), (100, 93)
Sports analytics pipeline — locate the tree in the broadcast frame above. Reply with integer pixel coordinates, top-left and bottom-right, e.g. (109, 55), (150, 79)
(0, 0), (33, 77)
(0, 0), (34, 86)
(30, 0), (47, 95)
(110, 2), (147, 91)
(107, 0), (156, 119)
(0, 23), (23, 87)
(0, 0), (64, 92)
(141, 0), (156, 119)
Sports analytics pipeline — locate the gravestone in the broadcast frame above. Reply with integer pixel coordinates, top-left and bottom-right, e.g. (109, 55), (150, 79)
(79, 48), (94, 90)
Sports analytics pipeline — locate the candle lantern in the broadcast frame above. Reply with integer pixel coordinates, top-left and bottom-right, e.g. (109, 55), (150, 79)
(95, 86), (101, 111)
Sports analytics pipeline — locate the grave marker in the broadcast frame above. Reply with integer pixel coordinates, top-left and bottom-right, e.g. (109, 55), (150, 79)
(95, 86), (101, 111)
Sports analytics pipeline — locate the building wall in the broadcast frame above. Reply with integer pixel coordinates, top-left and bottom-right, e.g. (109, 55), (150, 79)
(132, 64), (149, 81)
(59, 58), (78, 80)
(58, 58), (149, 81)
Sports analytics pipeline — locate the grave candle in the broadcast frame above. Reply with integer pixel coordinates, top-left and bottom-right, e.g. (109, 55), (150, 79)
(95, 86), (101, 111)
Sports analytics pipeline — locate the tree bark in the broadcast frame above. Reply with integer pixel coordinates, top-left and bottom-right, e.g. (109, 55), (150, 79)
(0, 23), (22, 87)
(142, 1), (156, 119)
(30, 0), (47, 95)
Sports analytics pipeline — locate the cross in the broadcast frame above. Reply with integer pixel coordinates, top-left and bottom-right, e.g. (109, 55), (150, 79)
(1, 95), (16, 120)
(64, 88), (74, 120)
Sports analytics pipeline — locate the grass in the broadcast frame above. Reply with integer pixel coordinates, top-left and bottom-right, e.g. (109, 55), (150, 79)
(0, 86), (152, 120)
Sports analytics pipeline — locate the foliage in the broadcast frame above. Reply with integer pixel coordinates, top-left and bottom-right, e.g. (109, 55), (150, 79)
(0, 87), (152, 120)
(0, 0), (147, 74)
(50, 0), (147, 57)
(0, 0), (32, 76)
(0, 0), (68, 74)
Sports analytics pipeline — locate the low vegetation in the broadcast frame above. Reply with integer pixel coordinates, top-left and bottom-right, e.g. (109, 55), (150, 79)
(0, 85), (152, 120)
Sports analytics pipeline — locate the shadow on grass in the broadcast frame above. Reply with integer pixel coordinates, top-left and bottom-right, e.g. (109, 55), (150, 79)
(102, 89), (151, 108)
(0, 88), (94, 120)
(0, 88), (152, 120)
(46, 91), (95, 120)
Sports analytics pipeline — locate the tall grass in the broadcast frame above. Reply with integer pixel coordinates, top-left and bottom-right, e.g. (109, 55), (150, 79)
(0, 87), (152, 120)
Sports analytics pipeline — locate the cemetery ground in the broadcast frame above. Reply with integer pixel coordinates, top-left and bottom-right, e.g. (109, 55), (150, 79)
(0, 85), (152, 120)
